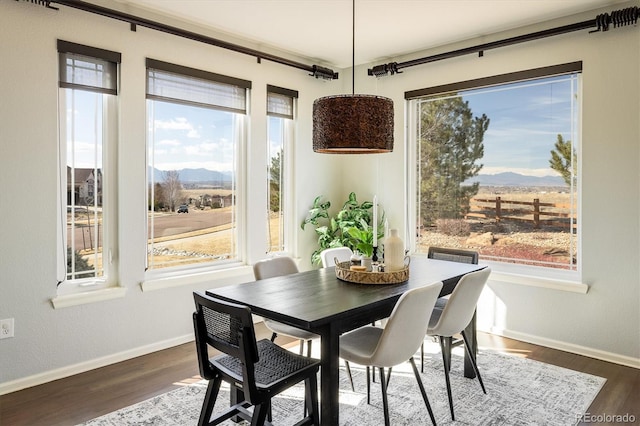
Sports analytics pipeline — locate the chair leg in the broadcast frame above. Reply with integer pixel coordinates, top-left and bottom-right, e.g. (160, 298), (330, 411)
(439, 337), (455, 420)
(421, 341), (425, 373)
(443, 336), (453, 372)
(379, 367), (391, 426)
(301, 340), (314, 418)
(299, 339), (304, 356)
(385, 367), (392, 389)
(366, 366), (371, 404)
(461, 330), (486, 394)
(250, 402), (269, 426)
(198, 377), (222, 426)
(270, 332), (277, 342)
(344, 360), (355, 392)
(304, 374), (320, 425)
(409, 357), (437, 426)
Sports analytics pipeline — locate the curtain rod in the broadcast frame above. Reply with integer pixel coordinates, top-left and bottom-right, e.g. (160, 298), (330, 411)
(23, 0), (339, 80)
(369, 5), (639, 77)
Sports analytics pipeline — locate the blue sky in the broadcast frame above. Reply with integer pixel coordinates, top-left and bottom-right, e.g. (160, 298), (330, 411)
(460, 74), (578, 177)
(148, 100), (238, 172)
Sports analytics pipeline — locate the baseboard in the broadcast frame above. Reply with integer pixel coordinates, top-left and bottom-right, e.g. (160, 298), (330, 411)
(485, 327), (640, 369)
(0, 334), (194, 396)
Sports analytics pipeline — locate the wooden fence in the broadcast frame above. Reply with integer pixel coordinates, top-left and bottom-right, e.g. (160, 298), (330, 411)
(465, 196), (576, 229)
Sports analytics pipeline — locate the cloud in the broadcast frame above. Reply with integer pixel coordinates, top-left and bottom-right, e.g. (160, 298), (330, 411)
(154, 118), (201, 138)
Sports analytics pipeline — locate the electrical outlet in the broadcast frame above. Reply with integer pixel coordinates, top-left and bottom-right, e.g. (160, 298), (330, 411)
(0, 318), (14, 339)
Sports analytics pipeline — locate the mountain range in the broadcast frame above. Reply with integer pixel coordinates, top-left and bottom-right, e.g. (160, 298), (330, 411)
(465, 172), (567, 187)
(150, 168), (565, 188)
(150, 167), (233, 184)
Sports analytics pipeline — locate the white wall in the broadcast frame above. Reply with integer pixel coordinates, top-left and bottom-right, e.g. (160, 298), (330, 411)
(1, 1), (638, 393)
(346, 5), (640, 366)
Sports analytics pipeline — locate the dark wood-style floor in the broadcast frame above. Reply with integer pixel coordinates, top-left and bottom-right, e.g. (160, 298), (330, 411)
(1, 325), (638, 426)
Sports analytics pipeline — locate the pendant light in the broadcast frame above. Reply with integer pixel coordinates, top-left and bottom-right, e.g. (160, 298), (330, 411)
(312, 0), (394, 154)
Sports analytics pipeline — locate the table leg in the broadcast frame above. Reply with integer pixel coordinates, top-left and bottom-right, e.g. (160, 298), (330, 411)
(320, 326), (340, 426)
(463, 309), (477, 379)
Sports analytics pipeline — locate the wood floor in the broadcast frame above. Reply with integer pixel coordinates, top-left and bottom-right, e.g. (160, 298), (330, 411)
(1, 326), (638, 426)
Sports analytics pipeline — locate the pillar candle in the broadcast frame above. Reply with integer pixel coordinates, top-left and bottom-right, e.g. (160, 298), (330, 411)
(372, 195), (378, 247)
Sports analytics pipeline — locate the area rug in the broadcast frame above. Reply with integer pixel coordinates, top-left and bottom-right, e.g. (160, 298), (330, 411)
(79, 342), (605, 425)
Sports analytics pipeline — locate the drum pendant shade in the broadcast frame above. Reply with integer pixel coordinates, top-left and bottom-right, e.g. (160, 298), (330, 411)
(313, 94), (394, 153)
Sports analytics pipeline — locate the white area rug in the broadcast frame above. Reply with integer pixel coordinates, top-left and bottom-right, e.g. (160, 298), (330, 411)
(80, 342), (605, 425)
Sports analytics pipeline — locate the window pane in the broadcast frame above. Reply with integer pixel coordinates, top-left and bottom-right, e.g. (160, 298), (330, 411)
(415, 74), (579, 270)
(64, 89), (106, 280)
(267, 116), (285, 252)
(147, 100), (239, 270)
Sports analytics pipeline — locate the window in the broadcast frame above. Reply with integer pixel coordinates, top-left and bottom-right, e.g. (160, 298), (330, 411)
(57, 40), (120, 293)
(407, 63), (580, 272)
(266, 85), (297, 253)
(146, 59), (250, 272)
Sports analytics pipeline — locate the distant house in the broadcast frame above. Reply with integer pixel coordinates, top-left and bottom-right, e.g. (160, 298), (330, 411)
(67, 167), (102, 206)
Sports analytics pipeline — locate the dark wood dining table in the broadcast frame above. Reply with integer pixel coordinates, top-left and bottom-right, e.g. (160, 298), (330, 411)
(206, 256), (487, 426)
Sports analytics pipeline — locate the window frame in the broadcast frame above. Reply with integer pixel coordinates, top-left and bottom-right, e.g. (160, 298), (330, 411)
(405, 62), (586, 291)
(266, 85), (297, 254)
(55, 40), (121, 298)
(144, 59), (250, 279)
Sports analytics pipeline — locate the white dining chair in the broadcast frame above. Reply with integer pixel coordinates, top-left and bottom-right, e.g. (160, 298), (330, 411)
(427, 267), (491, 420)
(253, 257), (317, 357)
(422, 247), (479, 373)
(339, 282), (443, 426)
(320, 246), (353, 267)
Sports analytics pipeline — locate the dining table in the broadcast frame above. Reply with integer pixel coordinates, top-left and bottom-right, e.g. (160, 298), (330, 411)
(206, 256), (487, 426)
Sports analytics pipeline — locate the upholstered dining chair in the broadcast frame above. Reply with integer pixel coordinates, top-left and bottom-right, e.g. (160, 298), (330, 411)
(253, 256), (317, 357)
(422, 247), (479, 373)
(320, 246), (353, 267)
(339, 282), (443, 426)
(192, 291), (320, 426)
(426, 267), (491, 421)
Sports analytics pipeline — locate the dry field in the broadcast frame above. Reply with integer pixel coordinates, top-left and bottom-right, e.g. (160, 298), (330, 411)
(419, 187), (577, 269)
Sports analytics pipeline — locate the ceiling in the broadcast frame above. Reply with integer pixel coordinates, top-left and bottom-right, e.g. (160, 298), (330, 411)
(114, 0), (628, 68)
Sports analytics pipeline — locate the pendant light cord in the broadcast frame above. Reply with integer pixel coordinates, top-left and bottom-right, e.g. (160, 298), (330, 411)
(352, 0), (355, 95)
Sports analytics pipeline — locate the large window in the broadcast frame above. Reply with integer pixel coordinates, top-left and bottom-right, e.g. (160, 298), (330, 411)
(146, 60), (249, 272)
(266, 85), (297, 253)
(57, 40), (120, 292)
(408, 63), (580, 272)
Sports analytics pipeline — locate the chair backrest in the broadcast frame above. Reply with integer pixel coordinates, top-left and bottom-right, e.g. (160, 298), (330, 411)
(192, 291), (259, 392)
(320, 247), (354, 268)
(253, 256), (299, 280)
(428, 246), (478, 264)
(428, 268), (491, 337)
(369, 282), (443, 367)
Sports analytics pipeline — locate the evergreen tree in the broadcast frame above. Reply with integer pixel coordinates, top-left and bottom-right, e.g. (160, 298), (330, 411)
(269, 150), (282, 212)
(419, 97), (489, 227)
(549, 134), (576, 187)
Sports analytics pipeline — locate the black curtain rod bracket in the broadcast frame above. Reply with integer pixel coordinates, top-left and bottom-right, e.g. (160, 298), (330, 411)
(368, 5), (639, 77)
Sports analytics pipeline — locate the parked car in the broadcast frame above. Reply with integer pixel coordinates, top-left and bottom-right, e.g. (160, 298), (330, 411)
(177, 204), (189, 213)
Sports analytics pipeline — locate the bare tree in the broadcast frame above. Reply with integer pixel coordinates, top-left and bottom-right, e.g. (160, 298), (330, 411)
(163, 170), (182, 212)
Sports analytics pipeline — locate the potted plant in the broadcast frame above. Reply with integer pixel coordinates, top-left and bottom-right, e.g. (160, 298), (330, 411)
(301, 192), (384, 266)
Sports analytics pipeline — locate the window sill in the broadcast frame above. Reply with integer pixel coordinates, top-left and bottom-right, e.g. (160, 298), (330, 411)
(141, 265), (254, 292)
(486, 262), (588, 294)
(51, 286), (127, 309)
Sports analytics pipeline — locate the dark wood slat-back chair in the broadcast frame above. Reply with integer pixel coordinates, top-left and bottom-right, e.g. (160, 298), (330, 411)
(193, 291), (320, 426)
(423, 247), (479, 373)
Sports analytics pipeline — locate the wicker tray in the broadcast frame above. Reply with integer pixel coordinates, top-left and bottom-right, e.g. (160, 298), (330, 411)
(334, 260), (409, 285)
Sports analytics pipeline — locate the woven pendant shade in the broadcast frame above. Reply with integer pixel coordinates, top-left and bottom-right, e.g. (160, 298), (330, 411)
(313, 94), (394, 153)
